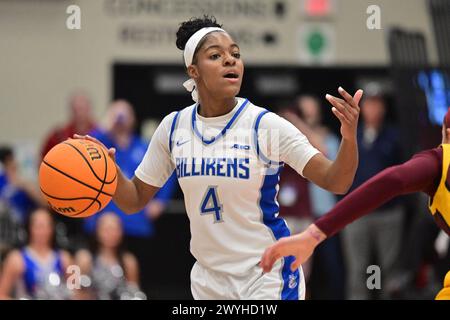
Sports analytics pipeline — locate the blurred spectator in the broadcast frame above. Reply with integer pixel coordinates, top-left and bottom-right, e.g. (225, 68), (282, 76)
(279, 95), (345, 299)
(40, 92), (97, 248)
(298, 95), (345, 300)
(0, 147), (44, 221)
(0, 208), (73, 300)
(343, 93), (403, 299)
(294, 95), (341, 219)
(41, 92), (96, 159)
(0, 146), (44, 239)
(277, 104), (315, 287)
(75, 213), (143, 300)
(83, 99), (177, 295)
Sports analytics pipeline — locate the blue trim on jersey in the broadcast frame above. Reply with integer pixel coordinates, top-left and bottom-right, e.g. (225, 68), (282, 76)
(253, 110), (283, 166)
(22, 250), (36, 294)
(169, 111), (181, 152)
(191, 98), (249, 145)
(21, 249), (63, 297)
(259, 166), (299, 300)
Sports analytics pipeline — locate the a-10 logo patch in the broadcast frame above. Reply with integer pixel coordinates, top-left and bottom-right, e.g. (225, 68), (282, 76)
(231, 144), (251, 150)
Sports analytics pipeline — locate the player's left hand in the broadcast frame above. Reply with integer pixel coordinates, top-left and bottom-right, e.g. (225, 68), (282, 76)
(326, 87), (363, 141)
(260, 225), (325, 273)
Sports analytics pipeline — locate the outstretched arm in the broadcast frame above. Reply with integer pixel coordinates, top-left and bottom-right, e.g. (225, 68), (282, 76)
(303, 87), (362, 195)
(261, 148), (442, 272)
(314, 148), (441, 236)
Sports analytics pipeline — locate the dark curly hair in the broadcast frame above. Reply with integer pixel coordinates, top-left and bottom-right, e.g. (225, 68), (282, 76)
(176, 15), (223, 64)
(0, 146), (13, 165)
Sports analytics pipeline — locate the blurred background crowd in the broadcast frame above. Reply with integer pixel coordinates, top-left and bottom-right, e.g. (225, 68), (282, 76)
(0, 0), (449, 299)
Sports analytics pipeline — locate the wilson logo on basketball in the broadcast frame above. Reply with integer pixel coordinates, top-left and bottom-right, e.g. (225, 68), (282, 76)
(51, 205), (76, 214)
(79, 140), (102, 161)
(86, 146), (102, 161)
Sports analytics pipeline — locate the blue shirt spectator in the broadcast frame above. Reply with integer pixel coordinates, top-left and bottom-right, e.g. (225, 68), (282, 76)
(350, 93), (403, 211)
(0, 146), (41, 225)
(350, 124), (402, 211)
(0, 173), (35, 224)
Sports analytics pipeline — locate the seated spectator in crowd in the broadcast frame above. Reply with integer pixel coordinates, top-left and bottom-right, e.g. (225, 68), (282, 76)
(0, 146), (44, 225)
(41, 92), (96, 159)
(0, 208), (73, 300)
(40, 92), (97, 247)
(83, 100), (177, 295)
(75, 212), (143, 300)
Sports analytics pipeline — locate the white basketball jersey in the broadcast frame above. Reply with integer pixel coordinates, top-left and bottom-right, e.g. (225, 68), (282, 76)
(170, 97), (287, 274)
(135, 97), (319, 299)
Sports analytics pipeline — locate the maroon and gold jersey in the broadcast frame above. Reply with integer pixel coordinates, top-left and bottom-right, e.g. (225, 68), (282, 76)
(430, 144), (450, 300)
(313, 144), (449, 300)
(429, 144), (450, 233)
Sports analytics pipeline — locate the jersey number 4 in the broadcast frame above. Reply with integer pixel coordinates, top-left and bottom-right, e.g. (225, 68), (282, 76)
(200, 186), (223, 223)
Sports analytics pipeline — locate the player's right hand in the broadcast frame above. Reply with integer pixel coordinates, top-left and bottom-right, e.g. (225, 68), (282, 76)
(73, 134), (116, 162)
(326, 87), (363, 141)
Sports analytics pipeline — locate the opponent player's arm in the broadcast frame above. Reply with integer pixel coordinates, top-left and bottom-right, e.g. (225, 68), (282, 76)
(261, 149), (441, 273)
(314, 151), (440, 236)
(302, 88), (362, 195)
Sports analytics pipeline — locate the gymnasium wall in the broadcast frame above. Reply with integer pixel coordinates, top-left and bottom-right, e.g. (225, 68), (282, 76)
(0, 0), (438, 149)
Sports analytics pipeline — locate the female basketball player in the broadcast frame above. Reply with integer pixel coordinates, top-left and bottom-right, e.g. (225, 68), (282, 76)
(75, 15), (363, 300)
(0, 208), (72, 299)
(261, 108), (450, 300)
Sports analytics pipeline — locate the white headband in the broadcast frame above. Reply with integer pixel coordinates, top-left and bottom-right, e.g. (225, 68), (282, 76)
(182, 27), (226, 102)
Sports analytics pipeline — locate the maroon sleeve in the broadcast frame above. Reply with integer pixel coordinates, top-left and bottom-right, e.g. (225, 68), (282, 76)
(315, 148), (442, 237)
(41, 131), (59, 160)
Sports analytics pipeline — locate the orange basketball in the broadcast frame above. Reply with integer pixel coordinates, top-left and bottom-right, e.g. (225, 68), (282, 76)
(39, 138), (117, 218)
